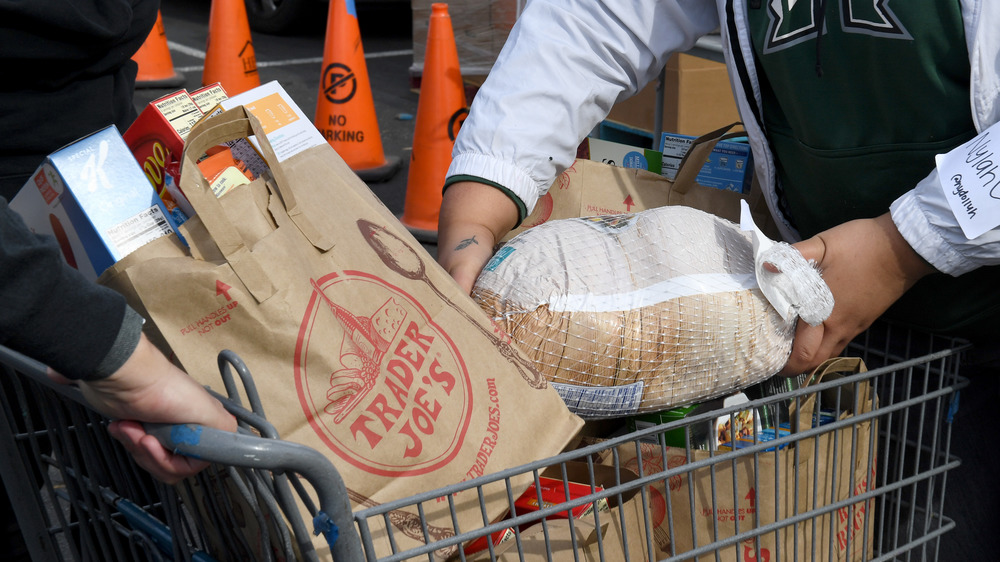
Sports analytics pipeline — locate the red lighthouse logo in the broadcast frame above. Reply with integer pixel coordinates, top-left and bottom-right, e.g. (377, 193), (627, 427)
(296, 272), (473, 476)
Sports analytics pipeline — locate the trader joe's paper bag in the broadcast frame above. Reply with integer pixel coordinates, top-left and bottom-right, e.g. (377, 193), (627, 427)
(610, 358), (876, 562)
(101, 102), (583, 559)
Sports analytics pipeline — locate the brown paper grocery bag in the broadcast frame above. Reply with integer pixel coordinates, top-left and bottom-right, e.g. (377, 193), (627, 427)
(788, 357), (878, 562)
(612, 357), (877, 562)
(503, 123), (779, 242)
(100, 106), (583, 559)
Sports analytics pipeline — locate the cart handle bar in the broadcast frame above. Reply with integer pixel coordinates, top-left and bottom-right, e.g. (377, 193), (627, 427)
(146, 422), (365, 561)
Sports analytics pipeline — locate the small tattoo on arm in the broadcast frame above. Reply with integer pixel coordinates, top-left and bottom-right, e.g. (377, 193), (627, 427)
(454, 236), (479, 251)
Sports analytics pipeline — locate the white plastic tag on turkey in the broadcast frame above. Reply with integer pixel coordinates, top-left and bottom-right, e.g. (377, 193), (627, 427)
(739, 200), (833, 326)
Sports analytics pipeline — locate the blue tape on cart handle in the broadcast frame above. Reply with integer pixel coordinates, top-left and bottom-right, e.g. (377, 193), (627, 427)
(313, 511), (340, 549)
(170, 424), (205, 458)
(947, 391), (961, 423)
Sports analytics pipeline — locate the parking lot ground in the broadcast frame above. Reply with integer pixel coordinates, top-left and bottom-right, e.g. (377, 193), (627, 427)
(144, 0), (427, 253)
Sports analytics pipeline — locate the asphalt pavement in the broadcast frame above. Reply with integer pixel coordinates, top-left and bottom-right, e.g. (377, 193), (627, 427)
(143, 0), (429, 253)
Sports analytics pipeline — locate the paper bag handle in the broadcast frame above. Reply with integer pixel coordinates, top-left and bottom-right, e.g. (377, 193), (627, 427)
(179, 109), (280, 303)
(789, 356), (870, 434)
(671, 122), (747, 195)
(185, 106), (338, 251)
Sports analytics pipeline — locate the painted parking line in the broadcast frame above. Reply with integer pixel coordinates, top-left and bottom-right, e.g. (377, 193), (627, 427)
(169, 41), (412, 72)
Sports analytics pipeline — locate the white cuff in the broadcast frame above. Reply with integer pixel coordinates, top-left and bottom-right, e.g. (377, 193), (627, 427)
(447, 152), (547, 216)
(890, 190), (978, 276)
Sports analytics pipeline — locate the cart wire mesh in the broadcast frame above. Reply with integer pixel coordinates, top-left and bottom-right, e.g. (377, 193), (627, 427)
(0, 320), (969, 561)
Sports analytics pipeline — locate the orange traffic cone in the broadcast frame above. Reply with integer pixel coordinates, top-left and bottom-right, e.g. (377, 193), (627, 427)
(314, 0), (400, 183)
(133, 11), (185, 88)
(399, 3), (468, 241)
(202, 0), (260, 95)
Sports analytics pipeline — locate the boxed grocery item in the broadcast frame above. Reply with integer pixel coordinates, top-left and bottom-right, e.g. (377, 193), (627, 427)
(716, 426), (792, 451)
(10, 125), (181, 281)
(464, 462), (644, 560)
(219, 80), (324, 162)
(189, 80), (308, 180)
(124, 84), (232, 220)
(711, 393), (761, 448)
(464, 472), (609, 556)
(628, 392), (760, 450)
(189, 82), (229, 112)
(660, 131), (753, 193)
(124, 89), (204, 221)
(515, 475), (608, 519)
(585, 137), (663, 175)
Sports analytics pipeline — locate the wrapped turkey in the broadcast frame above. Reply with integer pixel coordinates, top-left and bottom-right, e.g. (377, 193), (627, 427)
(473, 205), (831, 418)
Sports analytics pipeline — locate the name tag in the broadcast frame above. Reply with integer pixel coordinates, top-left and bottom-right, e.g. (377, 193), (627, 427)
(936, 122), (1000, 239)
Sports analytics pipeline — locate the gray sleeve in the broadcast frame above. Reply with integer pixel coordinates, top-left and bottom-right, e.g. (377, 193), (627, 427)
(91, 306), (144, 380)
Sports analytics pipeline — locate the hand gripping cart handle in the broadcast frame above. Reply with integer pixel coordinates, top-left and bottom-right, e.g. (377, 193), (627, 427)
(0, 344), (366, 562)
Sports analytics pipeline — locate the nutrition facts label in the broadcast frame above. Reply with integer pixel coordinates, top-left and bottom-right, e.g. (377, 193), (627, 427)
(105, 205), (175, 259)
(152, 91), (202, 140)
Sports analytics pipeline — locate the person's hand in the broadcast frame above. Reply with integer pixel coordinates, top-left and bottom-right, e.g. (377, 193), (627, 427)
(779, 213), (936, 375)
(437, 181), (520, 294)
(54, 334), (237, 484)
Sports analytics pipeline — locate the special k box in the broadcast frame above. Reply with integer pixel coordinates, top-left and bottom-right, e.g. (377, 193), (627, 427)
(10, 126), (181, 281)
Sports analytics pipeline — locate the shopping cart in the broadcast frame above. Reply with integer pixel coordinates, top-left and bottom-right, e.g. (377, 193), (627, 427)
(0, 319), (969, 561)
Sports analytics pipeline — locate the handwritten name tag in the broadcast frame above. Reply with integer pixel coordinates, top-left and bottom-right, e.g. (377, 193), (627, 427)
(936, 122), (1000, 240)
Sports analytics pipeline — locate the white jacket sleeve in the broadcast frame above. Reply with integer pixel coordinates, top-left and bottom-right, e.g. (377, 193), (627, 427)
(890, 2), (1000, 276)
(447, 0), (720, 218)
(891, 164), (1000, 277)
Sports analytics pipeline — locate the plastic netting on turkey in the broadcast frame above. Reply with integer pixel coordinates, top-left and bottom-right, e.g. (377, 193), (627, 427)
(473, 205), (824, 419)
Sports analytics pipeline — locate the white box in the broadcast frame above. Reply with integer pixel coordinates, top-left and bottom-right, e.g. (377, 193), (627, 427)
(587, 137), (663, 175)
(10, 126), (180, 281)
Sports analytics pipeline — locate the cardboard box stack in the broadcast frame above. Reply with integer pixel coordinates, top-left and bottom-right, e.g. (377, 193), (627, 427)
(606, 52), (742, 138)
(410, 0), (523, 85)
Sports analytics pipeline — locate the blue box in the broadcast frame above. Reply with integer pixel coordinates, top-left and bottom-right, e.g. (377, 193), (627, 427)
(659, 132), (753, 194)
(717, 427), (792, 452)
(10, 126), (180, 281)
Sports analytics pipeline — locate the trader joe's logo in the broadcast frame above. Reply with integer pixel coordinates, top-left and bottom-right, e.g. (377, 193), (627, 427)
(295, 272), (472, 476)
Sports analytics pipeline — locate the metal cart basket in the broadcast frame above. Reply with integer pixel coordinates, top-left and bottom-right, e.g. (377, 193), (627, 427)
(0, 320), (969, 561)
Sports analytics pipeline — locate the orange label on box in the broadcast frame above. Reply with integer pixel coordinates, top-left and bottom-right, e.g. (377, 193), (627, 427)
(32, 167), (59, 204)
(244, 92), (300, 133)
